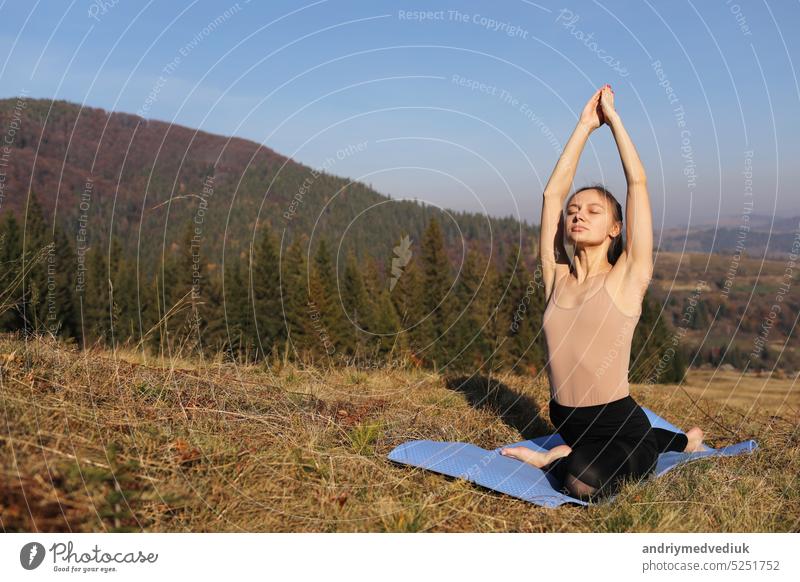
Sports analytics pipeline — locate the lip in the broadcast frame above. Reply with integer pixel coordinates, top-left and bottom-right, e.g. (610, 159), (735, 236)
(570, 226), (586, 232)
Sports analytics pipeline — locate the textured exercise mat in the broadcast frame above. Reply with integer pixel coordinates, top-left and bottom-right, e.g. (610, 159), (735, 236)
(387, 407), (758, 508)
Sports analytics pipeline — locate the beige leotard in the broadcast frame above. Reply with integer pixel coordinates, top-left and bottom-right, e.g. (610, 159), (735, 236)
(542, 271), (642, 407)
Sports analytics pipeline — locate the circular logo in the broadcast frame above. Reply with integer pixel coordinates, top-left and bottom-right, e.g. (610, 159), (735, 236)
(20, 542), (46, 570)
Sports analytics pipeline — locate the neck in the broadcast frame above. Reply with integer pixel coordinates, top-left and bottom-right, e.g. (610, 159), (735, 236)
(571, 249), (612, 282)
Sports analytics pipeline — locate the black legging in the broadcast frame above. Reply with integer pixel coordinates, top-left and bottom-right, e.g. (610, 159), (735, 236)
(545, 395), (688, 502)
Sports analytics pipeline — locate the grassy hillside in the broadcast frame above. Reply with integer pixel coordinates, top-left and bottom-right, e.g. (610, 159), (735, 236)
(1, 335), (796, 532)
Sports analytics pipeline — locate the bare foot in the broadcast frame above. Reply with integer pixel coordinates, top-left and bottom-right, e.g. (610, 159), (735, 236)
(500, 444), (572, 469)
(684, 427), (708, 452)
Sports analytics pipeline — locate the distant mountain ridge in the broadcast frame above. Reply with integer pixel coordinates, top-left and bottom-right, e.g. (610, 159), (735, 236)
(0, 97), (536, 274)
(656, 214), (799, 259)
(1, 97), (792, 270)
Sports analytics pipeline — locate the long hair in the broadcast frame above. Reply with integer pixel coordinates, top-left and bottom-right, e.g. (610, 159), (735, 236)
(566, 183), (624, 265)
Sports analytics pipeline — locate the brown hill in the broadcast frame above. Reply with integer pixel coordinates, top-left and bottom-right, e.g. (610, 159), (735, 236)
(0, 96), (535, 273)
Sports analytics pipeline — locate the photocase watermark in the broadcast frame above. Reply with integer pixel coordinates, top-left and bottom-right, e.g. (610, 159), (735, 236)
(555, 9), (629, 77)
(20, 542), (46, 570)
(451, 74), (562, 153)
(652, 59), (696, 192)
(283, 140), (368, 222)
(721, 150), (754, 297)
(725, 0), (753, 37)
(137, 1), (249, 118)
(461, 447), (502, 480)
(191, 175), (215, 301)
(335, 352), (391, 370)
(46, 241), (59, 334)
(308, 298), (336, 356)
(75, 176), (94, 294)
(19, 540), (158, 573)
(505, 261), (547, 335)
(389, 234), (413, 291)
(87, 0), (121, 22)
(749, 221), (799, 361)
(509, 274), (544, 334)
(596, 316), (638, 378)
(642, 280), (707, 387)
(397, 9), (529, 39)
(0, 90), (28, 211)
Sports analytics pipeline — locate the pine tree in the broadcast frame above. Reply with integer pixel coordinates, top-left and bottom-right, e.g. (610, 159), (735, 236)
(493, 245), (536, 373)
(371, 288), (401, 360)
(313, 238), (349, 358)
(630, 290), (686, 385)
(341, 250), (373, 359)
(362, 255), (384, 299)
(173, 220), (222, 358)
(154, 224), (195, 356)
(449, 247), (492, 373)
(109, 239), (141, 347)
(80, 245), (110, 344)
(413, 217), (455, 369)
(484, 254), (508, 375)
(282, 236), (313, 361)
(50, 226), (79, 339)
(0, 213), (24, 330)
(388, 235), (421, 333)
(360, 255), (394, 359)
(20, 192), (51, 335)
(307, 258), (336, 365)
(156, 246), (181, 357)
(197, 271), (225, 357)
(144, 269), (169, 356)
(221, 255), (255, 361)
(251, 224), (283, 359)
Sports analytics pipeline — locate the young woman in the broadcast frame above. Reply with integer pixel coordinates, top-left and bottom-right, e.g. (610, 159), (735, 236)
(500, 85), (706, 502)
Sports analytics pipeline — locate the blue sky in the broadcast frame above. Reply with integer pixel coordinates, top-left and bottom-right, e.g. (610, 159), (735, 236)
(1, 0), (798, 228)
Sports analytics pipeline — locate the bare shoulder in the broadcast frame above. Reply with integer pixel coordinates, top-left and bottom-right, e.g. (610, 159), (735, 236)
(604, 251), (650, 317)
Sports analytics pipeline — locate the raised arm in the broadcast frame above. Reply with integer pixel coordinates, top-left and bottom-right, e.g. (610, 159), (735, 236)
(540, 88), (604, 300)
(600, 86), (653, 283)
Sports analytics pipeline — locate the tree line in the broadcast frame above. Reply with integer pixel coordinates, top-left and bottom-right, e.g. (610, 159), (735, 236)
(0, 194), (687, 382)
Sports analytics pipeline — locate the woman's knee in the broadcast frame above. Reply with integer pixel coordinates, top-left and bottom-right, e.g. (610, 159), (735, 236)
(563, 448), (606, 490)
(564, 472), (599, 500)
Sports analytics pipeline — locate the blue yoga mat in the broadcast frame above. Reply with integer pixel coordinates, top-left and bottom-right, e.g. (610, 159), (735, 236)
(387, 407), (758, 508)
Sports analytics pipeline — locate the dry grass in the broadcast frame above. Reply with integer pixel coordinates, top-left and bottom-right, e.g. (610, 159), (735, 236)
(0, 335), (797, 532)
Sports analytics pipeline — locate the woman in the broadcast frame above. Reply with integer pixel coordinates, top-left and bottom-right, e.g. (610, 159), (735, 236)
(500, 85), (706, 502)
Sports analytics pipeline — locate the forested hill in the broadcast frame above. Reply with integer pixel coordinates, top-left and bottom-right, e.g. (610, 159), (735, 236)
(1, 97), (794, 376)
(0, 97), (536, 273)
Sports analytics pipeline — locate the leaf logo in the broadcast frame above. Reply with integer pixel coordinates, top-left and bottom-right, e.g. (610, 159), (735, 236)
(20, 542), (46, 570)
(389, 235), (413, 291)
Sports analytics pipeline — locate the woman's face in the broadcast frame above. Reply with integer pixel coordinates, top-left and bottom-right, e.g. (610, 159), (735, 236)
(565, 189), (620, 247)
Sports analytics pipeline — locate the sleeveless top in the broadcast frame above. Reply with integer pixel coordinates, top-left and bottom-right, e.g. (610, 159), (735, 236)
(542, 271), (641, 407)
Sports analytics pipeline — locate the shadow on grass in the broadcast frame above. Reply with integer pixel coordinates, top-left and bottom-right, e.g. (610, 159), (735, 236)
(443, 373), (552, 440)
